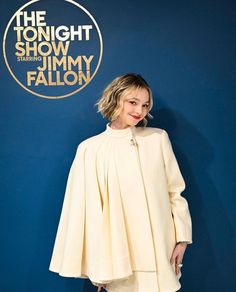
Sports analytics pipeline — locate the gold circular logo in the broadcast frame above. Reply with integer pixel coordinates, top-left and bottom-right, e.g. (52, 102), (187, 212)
(3, 0), (103, 99)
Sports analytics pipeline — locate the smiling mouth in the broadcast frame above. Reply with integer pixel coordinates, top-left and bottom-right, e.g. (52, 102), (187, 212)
(130, 115), (141, 120)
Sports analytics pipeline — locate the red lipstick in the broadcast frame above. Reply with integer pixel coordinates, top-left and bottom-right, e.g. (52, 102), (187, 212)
(131, 115), (141, 120)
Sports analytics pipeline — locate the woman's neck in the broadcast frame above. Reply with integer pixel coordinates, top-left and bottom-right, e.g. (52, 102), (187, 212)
(109, 121), (131, 130)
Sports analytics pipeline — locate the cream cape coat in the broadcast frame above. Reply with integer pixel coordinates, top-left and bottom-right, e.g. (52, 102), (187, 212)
(49, 123), (192, 292)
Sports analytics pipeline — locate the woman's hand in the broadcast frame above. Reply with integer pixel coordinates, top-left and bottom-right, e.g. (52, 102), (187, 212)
(97, 284), (107, 292)
(170, 242), (188, 275)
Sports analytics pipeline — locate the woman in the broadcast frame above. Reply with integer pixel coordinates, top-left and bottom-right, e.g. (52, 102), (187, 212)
(49, 73), (193, 292)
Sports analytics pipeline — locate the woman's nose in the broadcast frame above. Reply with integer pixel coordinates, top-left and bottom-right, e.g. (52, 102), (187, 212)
(135, 106), (143, 115)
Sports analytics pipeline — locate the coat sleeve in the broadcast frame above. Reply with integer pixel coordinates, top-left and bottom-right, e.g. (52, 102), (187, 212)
(161, 129), (193, 244)
(49, 141), (133, 283)
(49, 143), (87, 276)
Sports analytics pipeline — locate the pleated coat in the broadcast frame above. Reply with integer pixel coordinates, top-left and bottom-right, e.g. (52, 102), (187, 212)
(49, 123), (192, 292)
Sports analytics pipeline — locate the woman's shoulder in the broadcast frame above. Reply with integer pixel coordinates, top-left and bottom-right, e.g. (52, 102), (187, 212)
(76, 131), (106, 151)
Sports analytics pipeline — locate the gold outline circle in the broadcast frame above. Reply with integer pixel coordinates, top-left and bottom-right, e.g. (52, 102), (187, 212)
(3, 0), (103, 99)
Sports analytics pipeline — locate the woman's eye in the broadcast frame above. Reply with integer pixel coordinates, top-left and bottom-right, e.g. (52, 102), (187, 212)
(130, 101), (136, 105)
(143, 104), (149, 108)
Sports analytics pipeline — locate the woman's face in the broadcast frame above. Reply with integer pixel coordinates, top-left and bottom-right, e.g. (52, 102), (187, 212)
(114, 87), (150, 128)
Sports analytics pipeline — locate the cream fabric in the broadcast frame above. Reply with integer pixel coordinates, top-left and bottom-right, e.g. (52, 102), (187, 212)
(49, 123), (192, 291)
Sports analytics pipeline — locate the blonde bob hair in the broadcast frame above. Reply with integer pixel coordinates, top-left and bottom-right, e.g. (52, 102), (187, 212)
(95, 73), (154, 127)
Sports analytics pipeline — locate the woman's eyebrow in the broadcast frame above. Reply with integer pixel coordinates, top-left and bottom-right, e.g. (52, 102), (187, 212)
(128, 97), (149, 103)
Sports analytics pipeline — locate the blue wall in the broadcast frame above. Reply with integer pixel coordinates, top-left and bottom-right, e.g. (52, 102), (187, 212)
(0, 0), (235, 291)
